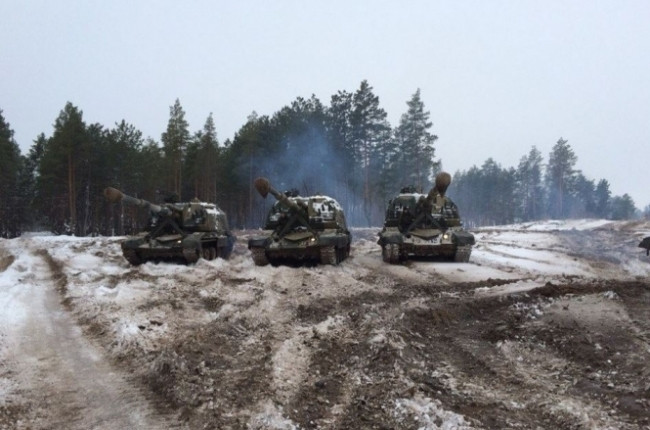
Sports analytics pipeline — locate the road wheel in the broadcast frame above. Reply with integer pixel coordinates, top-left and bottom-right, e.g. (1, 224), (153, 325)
(383, 243), (401, 264)
(123, 249), (142, 266)
(208, 247), (217, 260)
(454, 245), (472, 262)
(320, 246), (337, 265)
(216, 246), (229, 260)
(183, 246), (200, 264)
(251, 248), (269, 266)
(202, 247), (211, 260)
(336, 247), (346, 263)
(381, 246), (390, 263)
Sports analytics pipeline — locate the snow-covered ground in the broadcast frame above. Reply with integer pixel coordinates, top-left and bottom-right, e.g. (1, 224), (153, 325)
(1, 219), (649, 429)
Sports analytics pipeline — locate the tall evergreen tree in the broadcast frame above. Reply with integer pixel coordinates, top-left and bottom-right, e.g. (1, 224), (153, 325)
(350, 80), (391, 225)
(161, 99), (190, 198)
(514, 146), (545, 221)
(570, 173), (596, 218)
(227, 112), (271, 227)
(185, 113), (220, 202)
(480, 158), (516, 225)
(392, 89), (438, 190)
(107, 120), (144, 189)
(610, 194), (636, 220)
(139, 138), (164, 201)
(22, 134), (48, 229)
(0, 110), (24, 237)
(326, 90), (356, 215)
(37, 102), (87, 234)
(449, 166), (483, 227)
(450, 160), (516, 226)
(79, 123), (107, 235)
(642, 204), (650, 220)
(594, 179), (611, 218)
(545, 137), (577, 218)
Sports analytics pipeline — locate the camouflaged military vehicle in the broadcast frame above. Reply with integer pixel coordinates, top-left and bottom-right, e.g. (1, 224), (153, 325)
(377, 172), (475, 264)
(248, 177), (351, 266)
(104, 187), (235, 265)
(639, 237), (650, 256)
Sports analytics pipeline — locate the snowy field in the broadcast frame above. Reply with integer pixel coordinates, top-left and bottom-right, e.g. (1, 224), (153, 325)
(1, 219), (649, 429)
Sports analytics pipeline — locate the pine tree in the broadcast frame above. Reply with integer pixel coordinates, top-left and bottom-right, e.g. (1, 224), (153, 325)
(350, 80), (391, 225)
(326, 90), (356, 216)
(545, 138), (577, 218)
(610, 194), (636, 220)
(186, 113), (219, 202)
(448, 167), (482, 227)
(107, 120), (144, 190)
(139, 138), (164, 202)
(161, 99), (190, 199)
(392, 89), (438, 190)
(228, 111), (268, 227)
(0, 110), (24, 237)
(79, 123), (107, 235)
(594, 179), (611, 218)
(37, 102), (87, 234)
(514, 146), (545, 221)
(21, 134), (48, 229)
(480, 159), (516, 225)
(643, 204), (650, 220)
(570, 173), (596, 218)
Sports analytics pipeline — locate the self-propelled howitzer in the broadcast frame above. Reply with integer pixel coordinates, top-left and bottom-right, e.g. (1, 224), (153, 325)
(247, 178), (351, 266)
(377, 172), (475, 264)
(104, 187), (235, 265)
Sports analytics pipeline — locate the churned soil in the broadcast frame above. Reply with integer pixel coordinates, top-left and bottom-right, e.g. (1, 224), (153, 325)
(1, 221), (649, 429)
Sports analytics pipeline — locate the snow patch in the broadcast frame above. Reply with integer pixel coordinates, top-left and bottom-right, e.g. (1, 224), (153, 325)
(393, 394), (475, 429)
(474, 279), (546, 297)
(272, 332), (311, 402)
(248, 400), (298, 430)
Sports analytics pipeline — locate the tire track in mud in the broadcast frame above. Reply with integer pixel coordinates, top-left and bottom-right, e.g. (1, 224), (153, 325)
(271, 279), (650, 429)
(6, 227), (647, 429)
(2, 245), (180, 430)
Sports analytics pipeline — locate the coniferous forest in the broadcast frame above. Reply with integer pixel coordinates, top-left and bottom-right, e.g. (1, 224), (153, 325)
(0, 80), (643, 238)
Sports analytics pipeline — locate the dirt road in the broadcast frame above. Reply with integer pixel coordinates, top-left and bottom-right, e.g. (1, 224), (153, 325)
(0, 243), (179, 430)
(1, 220), (649, 429)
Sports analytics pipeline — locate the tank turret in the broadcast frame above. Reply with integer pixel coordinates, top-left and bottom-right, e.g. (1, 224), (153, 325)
(426, 172), (451, 209)
(104, 187), (235, 265)
(248, 177), (351, 266)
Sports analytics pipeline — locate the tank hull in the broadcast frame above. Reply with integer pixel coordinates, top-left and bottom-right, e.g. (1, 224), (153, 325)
(121, 231), (235, 265)
(248, 230), (350, 266)
(377, 226), (475, 263)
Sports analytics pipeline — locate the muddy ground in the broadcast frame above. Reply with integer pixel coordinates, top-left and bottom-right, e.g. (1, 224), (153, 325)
(1, 220), (649, 429)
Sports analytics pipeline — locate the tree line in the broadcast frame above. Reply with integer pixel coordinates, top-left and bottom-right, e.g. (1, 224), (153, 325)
(450, 141), (639, 227)
(0, 80), (644, 238)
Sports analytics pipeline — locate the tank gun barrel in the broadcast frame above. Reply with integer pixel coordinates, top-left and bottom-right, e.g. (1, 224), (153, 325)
(254, 177), (305, 212)
(104, 187), (166, 214)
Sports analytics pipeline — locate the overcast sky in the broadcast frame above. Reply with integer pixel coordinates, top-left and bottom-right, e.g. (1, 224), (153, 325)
(2, 1), (649, 209)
